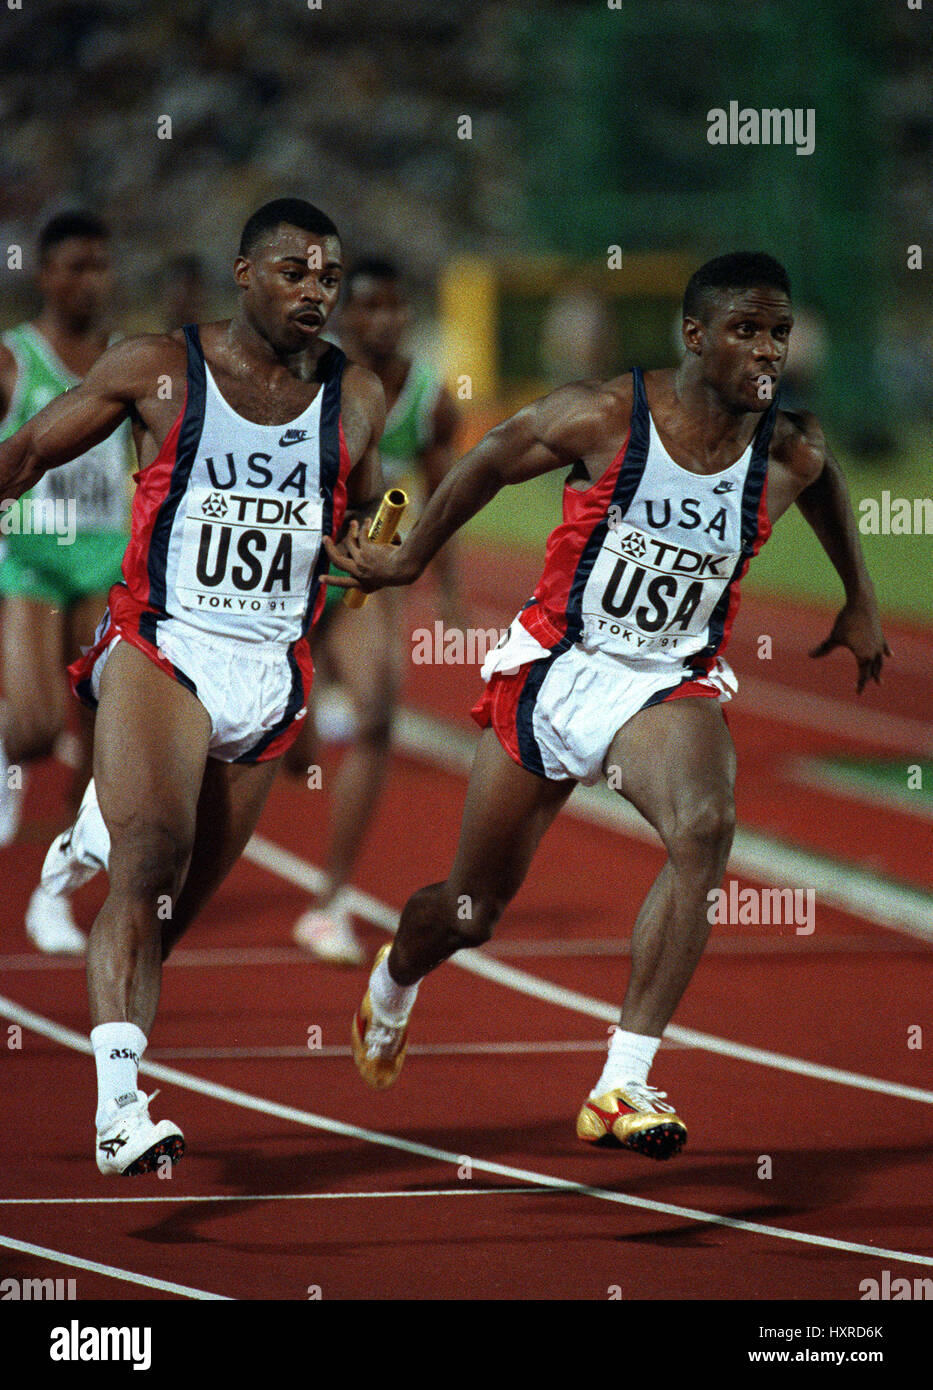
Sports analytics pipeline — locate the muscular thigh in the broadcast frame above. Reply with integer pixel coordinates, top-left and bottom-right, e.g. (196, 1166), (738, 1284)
(2, 596), (66, 724)
(448, 728), (575, 903)
(603, 697), (736, 833)
(167, 756), (279, 938)
(94, 641), (212, 853)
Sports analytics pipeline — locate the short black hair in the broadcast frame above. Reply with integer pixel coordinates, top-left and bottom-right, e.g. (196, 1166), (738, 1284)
(683, 252), (791, 322)
(38, 210), (109, 263)
(238, 199), (340, 258)
(344, 257), (401, 301)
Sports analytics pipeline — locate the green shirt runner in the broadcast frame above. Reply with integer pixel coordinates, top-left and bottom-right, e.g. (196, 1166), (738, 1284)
(0, 323), (132, 608)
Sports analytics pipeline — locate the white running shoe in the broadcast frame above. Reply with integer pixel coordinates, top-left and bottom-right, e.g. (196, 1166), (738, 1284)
(40, 778), (110, 896)
(0, 738), (25, 847)
(293, 906), (366, 966)
(95, 1090), (185, 1176)
(25, 884), (87, 955)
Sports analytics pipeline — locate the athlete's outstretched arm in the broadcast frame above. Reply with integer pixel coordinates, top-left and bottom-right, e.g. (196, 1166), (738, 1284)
(0, 335), (164, 501)
(336, 363), (387, 539)
(323, 381), (608, 591)
(791, 419), (890, 692)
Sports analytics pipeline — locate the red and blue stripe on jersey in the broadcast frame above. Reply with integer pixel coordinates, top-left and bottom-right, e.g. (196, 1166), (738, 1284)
(71, 328), (353, 763)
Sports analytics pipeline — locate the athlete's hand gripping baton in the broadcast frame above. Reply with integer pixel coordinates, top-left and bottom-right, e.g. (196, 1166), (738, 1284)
(342, 487), (409, 609)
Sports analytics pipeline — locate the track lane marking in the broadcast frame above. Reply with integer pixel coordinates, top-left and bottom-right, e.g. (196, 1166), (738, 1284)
(0, 1232), (230, 1299)
(2, 992), (931, 1272)
(243, 835), (933, 1106)
(394, 708), (933, 942)
(2, 928), (922, 975)
(0, 1188), (552, 1206)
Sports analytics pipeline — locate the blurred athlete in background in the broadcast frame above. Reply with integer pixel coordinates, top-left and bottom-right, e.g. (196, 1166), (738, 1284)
(160, 253), (208, 333)
(0, 211), (132, 953)
(285, 258), (461, 966)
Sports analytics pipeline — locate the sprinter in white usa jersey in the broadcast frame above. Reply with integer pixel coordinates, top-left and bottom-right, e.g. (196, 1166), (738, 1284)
(0, 199), (387, 1176)
(326, 252), (890, 1161)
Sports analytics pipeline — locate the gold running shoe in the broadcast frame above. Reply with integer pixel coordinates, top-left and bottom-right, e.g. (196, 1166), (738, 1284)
(576, 1082), (687, 1160)
(351, 944), (411, 1089)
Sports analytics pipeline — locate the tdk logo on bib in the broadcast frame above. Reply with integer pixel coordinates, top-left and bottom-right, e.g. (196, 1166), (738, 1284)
(582, 522), (741, 655)
(175, 486), (323, 619)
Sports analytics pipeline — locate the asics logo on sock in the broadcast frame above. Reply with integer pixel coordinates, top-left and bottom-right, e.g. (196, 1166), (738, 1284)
(98, 1136), (126, 1157)
(109, 1049), (139, 1063)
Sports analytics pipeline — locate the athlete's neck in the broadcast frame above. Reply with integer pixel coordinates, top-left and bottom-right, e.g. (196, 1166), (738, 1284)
(669, 360), (762, 450)
(224, 313), (326, 379)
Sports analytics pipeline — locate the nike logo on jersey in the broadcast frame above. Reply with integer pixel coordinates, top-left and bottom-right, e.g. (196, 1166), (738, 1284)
(279, 429), (310, 447)
(713, 480), (735, 494)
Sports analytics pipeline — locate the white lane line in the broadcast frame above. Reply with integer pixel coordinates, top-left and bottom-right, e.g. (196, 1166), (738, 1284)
(788, 760), (933, 823)
(394, 708), (933, 943)
(147, 1040), (620, 1060)
(0, 1188), (551, 1206)
(243, 834), (933, 1106)
(2, 992), (931, 1271)
(739, 675), (933, 757)
(0, 1232), (230, 1300)
(2, 931), (920, 975)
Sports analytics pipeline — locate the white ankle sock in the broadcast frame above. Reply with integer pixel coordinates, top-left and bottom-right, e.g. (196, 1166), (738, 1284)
(91, 1022), (148, 1131)
(75, 781), (111, 869)
(369, 953), (418, 1023)
(590, 1028), (660, 1097)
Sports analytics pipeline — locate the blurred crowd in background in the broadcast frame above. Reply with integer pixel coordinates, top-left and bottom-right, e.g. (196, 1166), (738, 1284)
(1, 0), (931, 439)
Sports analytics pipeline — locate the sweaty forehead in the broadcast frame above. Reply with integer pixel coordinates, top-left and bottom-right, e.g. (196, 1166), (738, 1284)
(261, 225), (342, 264)
(717, 287), (792, 320)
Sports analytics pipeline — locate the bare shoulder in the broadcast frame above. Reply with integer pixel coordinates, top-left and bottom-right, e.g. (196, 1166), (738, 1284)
(533, 374), (633, 452)
(341, 359), (384, 401)
(341, 359), (387, 426)
(83, 331), (187, 398)
(771, 408), (828, 486)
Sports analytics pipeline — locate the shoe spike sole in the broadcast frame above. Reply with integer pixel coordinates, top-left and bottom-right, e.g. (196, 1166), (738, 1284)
(591, 1121), (687, 1161)
(121, 1134), (185, 1177)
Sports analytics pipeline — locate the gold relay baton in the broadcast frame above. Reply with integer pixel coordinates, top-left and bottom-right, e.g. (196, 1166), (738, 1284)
(342, 487), (409, 609)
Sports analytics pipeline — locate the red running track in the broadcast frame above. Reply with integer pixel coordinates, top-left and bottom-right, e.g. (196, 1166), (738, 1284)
(0, 550), (931, 1300)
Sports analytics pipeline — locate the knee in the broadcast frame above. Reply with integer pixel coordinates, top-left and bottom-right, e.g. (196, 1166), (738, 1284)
(665, 795), (735, 870)
(108, 817), (192, 908)
(447, 885), (512, 950)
